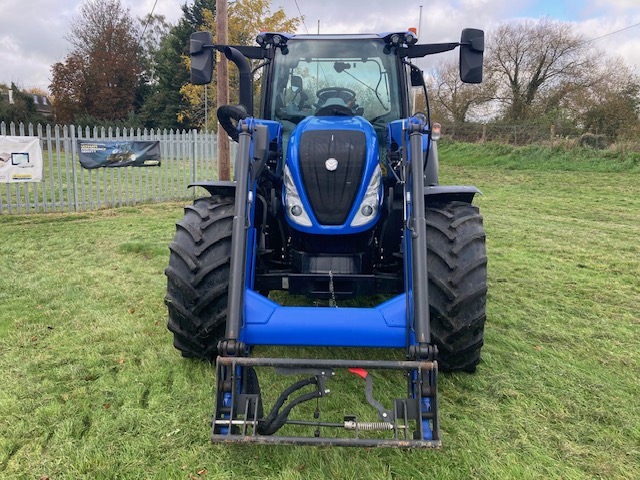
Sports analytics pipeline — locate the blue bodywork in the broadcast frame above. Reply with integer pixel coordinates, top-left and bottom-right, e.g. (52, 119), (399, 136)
(241, 290), (408, 347)
(241, 116), (420, 349)
(283, 115), (382, 234)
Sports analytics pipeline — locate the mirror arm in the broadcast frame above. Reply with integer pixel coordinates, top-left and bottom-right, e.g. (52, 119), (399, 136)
(190, 41), (216, 56)
(404, 42), (459, 58)
(459, 39), (485, 53)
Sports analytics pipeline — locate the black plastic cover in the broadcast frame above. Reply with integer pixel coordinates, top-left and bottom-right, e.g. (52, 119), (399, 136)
(298, 130), (367, 225)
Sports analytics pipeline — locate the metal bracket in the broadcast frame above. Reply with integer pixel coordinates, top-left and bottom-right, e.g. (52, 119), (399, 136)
(211, 356), (441, 447)
(348, 368), (393, 421)
(409, 344), (438, 361)
(217, 340), (247, 357)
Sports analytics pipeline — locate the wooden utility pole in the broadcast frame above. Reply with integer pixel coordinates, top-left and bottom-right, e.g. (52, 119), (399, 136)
(216, 0), (230, 180)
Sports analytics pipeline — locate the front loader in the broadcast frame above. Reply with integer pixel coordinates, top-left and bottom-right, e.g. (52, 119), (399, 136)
(165, 28), (487, 447)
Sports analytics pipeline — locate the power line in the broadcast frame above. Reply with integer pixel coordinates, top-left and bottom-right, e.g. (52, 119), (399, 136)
(293, 0), (309, 34)
(584, 20), (640, 44)
(141, 0), (159, 38)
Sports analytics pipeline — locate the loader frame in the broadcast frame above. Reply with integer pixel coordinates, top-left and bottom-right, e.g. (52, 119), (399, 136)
(211, 115), (441, 447)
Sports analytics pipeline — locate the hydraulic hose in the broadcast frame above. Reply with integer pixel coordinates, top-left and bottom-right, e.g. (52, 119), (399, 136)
(257, 377), (318, 435)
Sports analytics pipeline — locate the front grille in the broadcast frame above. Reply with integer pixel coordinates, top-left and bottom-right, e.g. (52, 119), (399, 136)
(298, 130), (366, 225)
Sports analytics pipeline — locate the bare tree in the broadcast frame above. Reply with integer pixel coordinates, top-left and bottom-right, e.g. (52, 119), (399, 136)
(138, 14), (171, 86)
(426, 57), (496, 123)
(487, 18), (598, 122)
(568, 56), (640, 138)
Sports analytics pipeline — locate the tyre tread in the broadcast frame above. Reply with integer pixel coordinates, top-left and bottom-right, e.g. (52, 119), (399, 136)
(165, 196), (234, 360)
(426, 201), (487, 372)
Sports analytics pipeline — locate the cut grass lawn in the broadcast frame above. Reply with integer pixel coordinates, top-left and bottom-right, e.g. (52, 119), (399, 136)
(1, 144), (639, 479)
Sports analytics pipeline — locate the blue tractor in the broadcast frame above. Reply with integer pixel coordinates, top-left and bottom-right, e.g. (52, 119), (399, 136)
(166, 29), (487, 447)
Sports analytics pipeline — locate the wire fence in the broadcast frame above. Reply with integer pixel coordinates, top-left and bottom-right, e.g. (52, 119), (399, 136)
(0, 121), (235, 215)
(442, 123), (640, 149)
(442, 123), (576, 145)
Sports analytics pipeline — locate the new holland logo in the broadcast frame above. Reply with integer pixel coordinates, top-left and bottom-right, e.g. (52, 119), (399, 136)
(325, 158), (338, 171)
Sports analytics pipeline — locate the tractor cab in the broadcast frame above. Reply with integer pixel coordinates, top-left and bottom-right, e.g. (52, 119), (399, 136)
(265, 35), (403, 140)
(265, 36), (404, 240)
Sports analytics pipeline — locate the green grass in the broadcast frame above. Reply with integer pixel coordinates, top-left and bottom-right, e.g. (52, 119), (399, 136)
(439, 140), (640, 173)
(1, 145), (639, 478)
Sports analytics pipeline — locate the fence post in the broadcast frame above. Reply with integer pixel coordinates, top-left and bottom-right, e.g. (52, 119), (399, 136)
(70, 125), (80, 212)
(46, 124), (55, 212)
(0, 122), (5, 213)
(191, 129), (197, 186)
(115, 127), (123, 208)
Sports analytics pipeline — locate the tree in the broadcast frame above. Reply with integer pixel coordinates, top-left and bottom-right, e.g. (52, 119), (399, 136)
(50, 0), (144, 124)
(573, 57), (640, 139)
(139, 0), (216, 129)
(139, 13), (171, 85)
(50, 54), (86, 123)
(135, 14), (171, 113)
(178, 0), (300, 129)
(426, 58), (496, 123)
(487, 18), (598, 122)
(0, 83), (48, 125)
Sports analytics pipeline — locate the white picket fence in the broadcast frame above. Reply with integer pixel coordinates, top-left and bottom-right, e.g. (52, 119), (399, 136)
(0, 121), (232, 214)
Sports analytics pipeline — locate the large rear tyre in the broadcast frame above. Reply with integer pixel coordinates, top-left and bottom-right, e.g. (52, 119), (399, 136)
(165, 196), (234, 359)
(426, 201), (487, 372)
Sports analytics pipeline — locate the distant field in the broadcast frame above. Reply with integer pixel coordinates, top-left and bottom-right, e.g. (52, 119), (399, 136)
(1, 145), (638, 479)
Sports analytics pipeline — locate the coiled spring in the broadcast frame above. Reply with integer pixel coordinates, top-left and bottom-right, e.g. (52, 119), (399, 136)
(344, 421), (394, 431)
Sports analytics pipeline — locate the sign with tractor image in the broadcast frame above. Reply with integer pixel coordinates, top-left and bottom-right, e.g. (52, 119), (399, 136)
(0, 136), (43, 183)
(77, 140), (161, 169)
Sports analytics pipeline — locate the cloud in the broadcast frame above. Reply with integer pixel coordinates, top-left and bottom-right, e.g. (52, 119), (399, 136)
(574, 14), (640, 69)
(0, 0), (76, 89)
(1, 0), (639, 94)
(589, 0), (640, 12)
(129, 0), (184, 24)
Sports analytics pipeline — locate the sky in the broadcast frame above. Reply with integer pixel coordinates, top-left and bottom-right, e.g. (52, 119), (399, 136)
(1, 0), (639, 93)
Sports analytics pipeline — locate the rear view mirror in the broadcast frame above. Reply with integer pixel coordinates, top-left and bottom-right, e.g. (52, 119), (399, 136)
(190, 32), (214, 85)
(459, 28), (484, 84)
(410, 66), (425, 87)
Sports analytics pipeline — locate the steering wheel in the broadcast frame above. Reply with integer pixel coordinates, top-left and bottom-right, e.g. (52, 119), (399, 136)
(370, 111), (392, 124)
(316, 87), (357, 105)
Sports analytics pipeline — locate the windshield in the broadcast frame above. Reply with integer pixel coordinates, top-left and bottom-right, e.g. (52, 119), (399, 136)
(269, 38), (401, 134)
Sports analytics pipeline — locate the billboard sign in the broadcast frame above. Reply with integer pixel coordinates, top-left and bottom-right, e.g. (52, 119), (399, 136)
(0, 136), (43, 183)
(77, 140), (161, 169)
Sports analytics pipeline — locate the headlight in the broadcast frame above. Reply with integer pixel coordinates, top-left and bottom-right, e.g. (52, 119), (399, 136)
(283, 165), (312, 227)
(350, 165), (382, 227)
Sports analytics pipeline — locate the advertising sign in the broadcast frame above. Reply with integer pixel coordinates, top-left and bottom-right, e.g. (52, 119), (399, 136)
(0, 136), (43, 183)
(77, 140), (161, 169)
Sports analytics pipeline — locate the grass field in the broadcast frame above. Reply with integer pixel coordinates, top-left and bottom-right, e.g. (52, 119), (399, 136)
(1, 143), (639, 479)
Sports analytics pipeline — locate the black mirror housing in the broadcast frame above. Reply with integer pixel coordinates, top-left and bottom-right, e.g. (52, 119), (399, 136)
(410, 67), (425, 87)
(459, 28), (484, 84)
(190, 32), (214, 85)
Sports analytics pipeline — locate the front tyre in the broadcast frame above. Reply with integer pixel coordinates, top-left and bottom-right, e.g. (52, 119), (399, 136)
(165, 196), (234, 359)
(426, 201), (487, 372)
